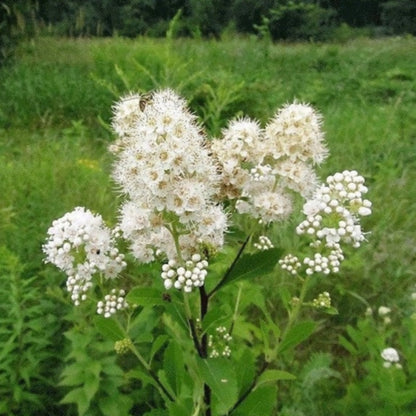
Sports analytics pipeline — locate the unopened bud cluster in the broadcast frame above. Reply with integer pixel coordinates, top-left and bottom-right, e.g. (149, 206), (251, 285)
(297, 170), (371, 249)
(97, 289), (128, 318)
(279, 254), (301, 275)
(208, 326), (232, 358)
(312, 291), (331, 309)
(254, 235), (274, 251)
(114, 338), (134, 355)
(304, 243), (344, 275)
(161, 254), (208, 293)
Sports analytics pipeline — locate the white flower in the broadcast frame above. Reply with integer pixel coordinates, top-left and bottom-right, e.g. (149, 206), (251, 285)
(378, 306), (391, 316)
(279, 254), (301, 275)
(381, 347), (400, 368)
(97, 289), (129, 318)
(43, 207), (126, 305)
(297, 170), (371, 249)
(111, 92), (146, 140)
(254, 235), (274, 251)
(111, 89), (227, 263)
(161, 254), (208, 293)
(263, 102), (328, 164)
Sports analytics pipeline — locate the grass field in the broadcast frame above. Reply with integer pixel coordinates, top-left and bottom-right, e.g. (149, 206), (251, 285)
(0, 35), (416, 415)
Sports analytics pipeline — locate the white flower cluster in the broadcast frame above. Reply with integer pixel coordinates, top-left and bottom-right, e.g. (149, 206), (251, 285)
(281, 170), (372, 276)
(97, 289), (128, 318)
(161, 254), (208, 293)
(254, 235), (274, 251)
(208, 326), (232, 358)
(304, 242), (344, 275)
(43, 207), (126, 305)
(297, 170), (372, 248)
(279, 254), (301, 275)
(211, 103), (327, 224)
(378, 305), (392, 325)
(381, 347), (401, 369)
(111, 90), (227, 266)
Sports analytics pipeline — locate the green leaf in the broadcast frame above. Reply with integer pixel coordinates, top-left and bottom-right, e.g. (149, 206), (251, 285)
(324, 306), (339, 315)
(196, 358), (238, 414)
(150, 335), (169, 364)
(60, 387), (90, 416)
(201, 306), (228, 333)
(83, 370), (100, 402)
(144, 410), (169, 416)
(94, 316), (125, 342)
(127, 369), (160, 389)
(167, 399), (194, 416)
(126, 287), (166, 307)
(164, 341), (184, 396)
(217, 248), (280, 291)
(234, 347), (256, 395)
(234, 384), (277, 416)
(98, 394), (133, 416)
(338, 335), (358, 355)
(256, 369), (296, 388)
(157, 370), (176, 400)
(278, 321), (317, 354)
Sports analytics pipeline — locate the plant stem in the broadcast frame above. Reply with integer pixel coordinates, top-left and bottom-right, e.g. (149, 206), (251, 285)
(199, 286), (212, 416)
(228, 360), (269, 415)
(280, 275), (310, 342)
(183, 292), (203, 356)
(229, 284), (243, 336)
(129, 343), (175, 402)
(208, 234), (250, 298)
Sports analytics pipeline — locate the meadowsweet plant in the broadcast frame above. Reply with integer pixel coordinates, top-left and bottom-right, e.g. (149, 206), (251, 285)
(43, 89), (372, 416)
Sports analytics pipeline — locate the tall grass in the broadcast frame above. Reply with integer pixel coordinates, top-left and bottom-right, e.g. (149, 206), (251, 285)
(0, 35), (415, 415)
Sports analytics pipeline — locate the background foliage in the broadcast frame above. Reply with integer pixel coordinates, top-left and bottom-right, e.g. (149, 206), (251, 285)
(2, 0), (416, 64)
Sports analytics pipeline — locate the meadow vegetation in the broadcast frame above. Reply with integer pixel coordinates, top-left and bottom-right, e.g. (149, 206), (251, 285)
(0, 35), (415, 415)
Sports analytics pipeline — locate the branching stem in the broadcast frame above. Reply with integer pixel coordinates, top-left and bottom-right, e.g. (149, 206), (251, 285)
(129, 343), (175, 402)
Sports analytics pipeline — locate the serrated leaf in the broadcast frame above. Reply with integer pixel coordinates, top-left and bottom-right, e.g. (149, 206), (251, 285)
(94, 316), (125, 342)
(197, 358), (238, 413)
(127, 287), (166, 307)
(256, 369), (296, 388)
(217, 248), (280, 291)
(278, 321), (317, 354)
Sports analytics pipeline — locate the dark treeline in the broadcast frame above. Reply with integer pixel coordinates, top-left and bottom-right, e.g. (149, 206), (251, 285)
(1, 0), (415, 61)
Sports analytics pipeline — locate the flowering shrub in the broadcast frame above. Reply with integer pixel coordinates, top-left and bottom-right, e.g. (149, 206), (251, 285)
(44, 89), (372, 415)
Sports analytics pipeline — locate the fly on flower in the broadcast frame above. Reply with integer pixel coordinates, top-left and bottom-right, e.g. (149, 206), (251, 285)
(138, 91), (153, 111)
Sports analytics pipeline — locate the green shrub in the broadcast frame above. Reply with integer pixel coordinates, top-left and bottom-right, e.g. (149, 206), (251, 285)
(381, 0), (416, 35)
(268, 1), (337, 41)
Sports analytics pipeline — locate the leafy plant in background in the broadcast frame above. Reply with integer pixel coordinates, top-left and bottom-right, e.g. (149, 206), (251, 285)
(337, 297), (416, 415)
(0, 246), (62, 415)
(43, 89), (372, 415)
